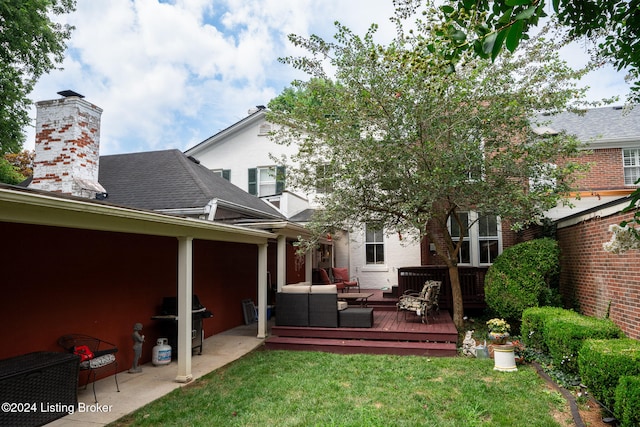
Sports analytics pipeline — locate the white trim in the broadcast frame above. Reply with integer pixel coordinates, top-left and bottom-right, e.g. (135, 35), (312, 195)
(0, 186), (276, 245)
(361, 265), (389, 272)
(175, 236), (194, 383)
(556, 198), (630, 229)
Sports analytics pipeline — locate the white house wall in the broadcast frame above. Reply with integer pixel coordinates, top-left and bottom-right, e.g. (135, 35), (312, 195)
(339, 227), (422, 289)
(189, 112), (423, 288)
(194, 119), (295, 196)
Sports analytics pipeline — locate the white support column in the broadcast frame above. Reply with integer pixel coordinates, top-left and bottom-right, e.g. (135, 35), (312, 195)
(175, 236), (193, 383)
(305, 248), (313, 283)
(276, 235), (286, 291)
(257, 242), (268, 339)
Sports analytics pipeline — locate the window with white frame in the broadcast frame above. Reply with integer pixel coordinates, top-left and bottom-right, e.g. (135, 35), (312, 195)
(211, 169), (231, 181)
(315, 164), (334, 194)
(248, 166), (285, 196)
(449, 211), (501, 266)
(623, 148), (640, 185)
(365, 224), (385, 264)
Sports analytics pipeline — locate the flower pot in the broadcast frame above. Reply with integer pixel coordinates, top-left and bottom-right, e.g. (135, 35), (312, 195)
(488, 331), (510, 345)
(493, 344), (518, 372)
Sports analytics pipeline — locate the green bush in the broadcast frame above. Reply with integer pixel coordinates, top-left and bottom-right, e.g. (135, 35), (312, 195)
(546, 316), (624, 375)
(521, 306), (579, 352)
(578, 339), (640, 411)
(484, 238), (560, 323)
(614, 376), (640, 427)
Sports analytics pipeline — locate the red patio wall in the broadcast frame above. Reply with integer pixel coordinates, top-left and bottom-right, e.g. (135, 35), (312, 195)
(557, 210), (640, 339)
(1, 222), (259, 375)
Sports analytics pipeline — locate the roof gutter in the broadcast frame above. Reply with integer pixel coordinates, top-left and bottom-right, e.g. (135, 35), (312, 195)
(0, 186), (276, 244)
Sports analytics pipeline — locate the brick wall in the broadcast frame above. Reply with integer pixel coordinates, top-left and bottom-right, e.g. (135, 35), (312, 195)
(30, 95), (103, 197)
(561, 148), (630, 193)
(557, 208), (640, 339)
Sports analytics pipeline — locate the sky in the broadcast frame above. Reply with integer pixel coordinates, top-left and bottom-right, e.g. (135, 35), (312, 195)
(24, 0), (631, 156)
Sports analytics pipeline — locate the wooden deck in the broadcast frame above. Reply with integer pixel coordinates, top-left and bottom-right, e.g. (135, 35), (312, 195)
(265, 290), (459, 357)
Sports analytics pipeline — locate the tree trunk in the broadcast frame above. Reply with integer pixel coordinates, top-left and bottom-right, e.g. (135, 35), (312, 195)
(448, 264), (464, 330)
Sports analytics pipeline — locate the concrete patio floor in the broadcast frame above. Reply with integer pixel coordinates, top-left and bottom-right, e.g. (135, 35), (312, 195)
(46, 322), (267, 426)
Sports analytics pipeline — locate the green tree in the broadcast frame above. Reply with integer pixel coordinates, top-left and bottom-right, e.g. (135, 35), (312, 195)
(0, 0), (76, 158)
(268, 17), (589, 329)
(393, 0), (639, 103)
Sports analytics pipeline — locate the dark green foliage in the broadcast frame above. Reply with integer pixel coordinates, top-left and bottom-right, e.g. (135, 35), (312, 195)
(545, 316), (624, 375)
(394, 0), (640, 104)
(614, 376), (640, 427)
(0, 157), (26, 185)
(578, 339), (640, 412)
(485, 238), (561, 323)
(521, 306), (579, 352)
(0, 0), (76, 158)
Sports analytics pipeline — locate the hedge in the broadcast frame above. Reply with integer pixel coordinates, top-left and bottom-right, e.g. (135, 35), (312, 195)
(614, 376), (640, 427)
(578, 338), (640, 413)
(545, 315), (624, 375)
(521, 306), (580, 352)
(484, 238), (560, 323)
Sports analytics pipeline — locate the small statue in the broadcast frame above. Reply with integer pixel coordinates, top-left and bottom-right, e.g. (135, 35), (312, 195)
(129, 322), (145, 373)
(462, 330), (477, 357)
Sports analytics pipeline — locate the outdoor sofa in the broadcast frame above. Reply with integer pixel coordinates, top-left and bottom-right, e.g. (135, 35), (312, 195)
(275, 282), (373, 328)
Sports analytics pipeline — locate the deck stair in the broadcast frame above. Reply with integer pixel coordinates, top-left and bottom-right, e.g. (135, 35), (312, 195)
(266, 291), (458, 357)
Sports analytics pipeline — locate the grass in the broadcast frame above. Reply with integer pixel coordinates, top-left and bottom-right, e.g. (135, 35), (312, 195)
(109, 349), (572, 427)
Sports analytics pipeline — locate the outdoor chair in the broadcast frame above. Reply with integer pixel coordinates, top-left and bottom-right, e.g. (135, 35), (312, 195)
(57, 334), (120, 402)
(331, 267), (360, 292)
(396, 280), (441, 324)
(316, 268), (345, 291)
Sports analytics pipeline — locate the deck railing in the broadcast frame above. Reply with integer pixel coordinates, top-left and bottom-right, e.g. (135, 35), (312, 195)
(398, 266), (488, 311)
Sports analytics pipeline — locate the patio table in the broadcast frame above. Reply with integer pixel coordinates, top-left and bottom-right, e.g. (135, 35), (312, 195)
(338, 292), (374, 307)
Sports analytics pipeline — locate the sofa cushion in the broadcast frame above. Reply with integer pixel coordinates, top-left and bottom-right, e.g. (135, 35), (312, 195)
(281, 284), (311, 293)
(310, 284), (337, 294)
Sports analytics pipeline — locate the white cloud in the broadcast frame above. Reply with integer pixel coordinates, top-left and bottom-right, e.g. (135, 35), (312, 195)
(24, 0), (630, 155)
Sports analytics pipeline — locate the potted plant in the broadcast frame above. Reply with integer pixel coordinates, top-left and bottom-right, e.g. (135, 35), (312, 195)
(486, 318), (511, 344)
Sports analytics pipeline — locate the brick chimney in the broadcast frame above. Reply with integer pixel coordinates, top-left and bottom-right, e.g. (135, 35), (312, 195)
(29, 91), (106, 198)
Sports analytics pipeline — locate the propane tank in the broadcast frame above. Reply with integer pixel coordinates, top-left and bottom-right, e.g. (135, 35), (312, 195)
(152, 338), (171, 366)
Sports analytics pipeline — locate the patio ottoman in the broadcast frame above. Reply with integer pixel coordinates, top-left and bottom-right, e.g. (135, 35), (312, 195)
(339, 308), (374, 328)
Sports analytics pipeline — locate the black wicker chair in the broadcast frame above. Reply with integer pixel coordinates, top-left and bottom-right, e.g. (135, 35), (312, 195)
(57, 334), (120, 402)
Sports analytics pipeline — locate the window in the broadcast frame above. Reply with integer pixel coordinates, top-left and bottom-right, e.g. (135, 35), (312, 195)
(248, 166), (285, 196)
(315, 164), (334, 194)
(258, 123), (272, 136)
(211, 169), (230, 181)
(623, 148), (640, 185)
(365, 224), (385, 264)
(450, 212), (470, 264)
(478, 214), (499, 264)
(449, 212), (501, 266)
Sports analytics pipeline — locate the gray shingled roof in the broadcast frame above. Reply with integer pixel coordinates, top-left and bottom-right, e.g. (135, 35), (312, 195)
(534, 105), (640, 142)
(98, 149), (283, 218)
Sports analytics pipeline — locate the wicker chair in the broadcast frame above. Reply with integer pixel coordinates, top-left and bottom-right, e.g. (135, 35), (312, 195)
(57, 334), (120, 402)
(396, 280), (441, 324)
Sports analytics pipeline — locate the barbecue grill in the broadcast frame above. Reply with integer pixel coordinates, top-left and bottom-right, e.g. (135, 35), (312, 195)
(151, 295), (212, 357)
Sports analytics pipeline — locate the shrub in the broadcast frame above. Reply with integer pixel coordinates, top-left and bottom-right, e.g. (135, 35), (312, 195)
(614, 376), (640, 427)
(578, 339), (640, 411)
(521, 306), (579, 352)
(484, 238), (560, 323)
(546, 316), (624, 375)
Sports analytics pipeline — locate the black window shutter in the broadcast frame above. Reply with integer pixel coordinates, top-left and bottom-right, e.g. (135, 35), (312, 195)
(248, 168), (257, 195)
(276, 166), (286, 194)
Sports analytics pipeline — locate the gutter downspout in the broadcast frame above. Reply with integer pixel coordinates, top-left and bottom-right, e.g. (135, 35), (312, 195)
(206, 199), (218, 221)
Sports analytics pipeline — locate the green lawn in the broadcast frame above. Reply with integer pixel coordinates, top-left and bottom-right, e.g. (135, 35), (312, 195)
(110, 350), (571, 427)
